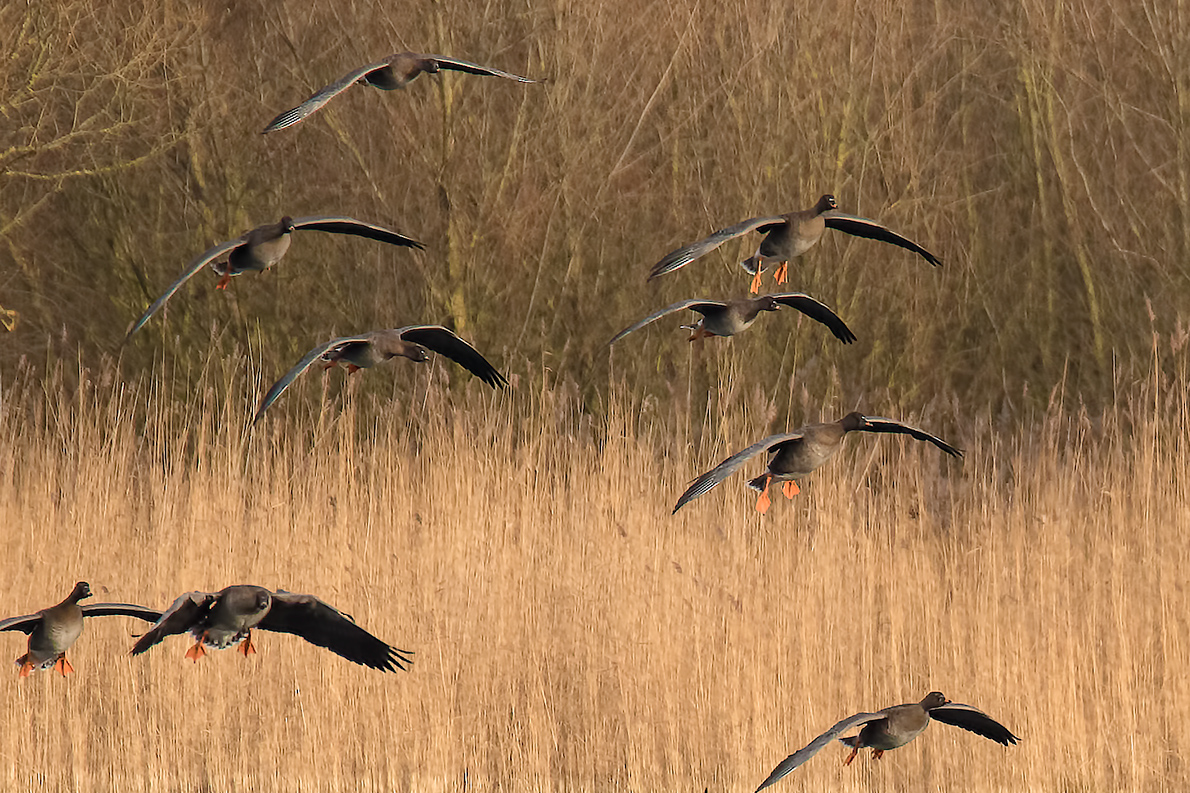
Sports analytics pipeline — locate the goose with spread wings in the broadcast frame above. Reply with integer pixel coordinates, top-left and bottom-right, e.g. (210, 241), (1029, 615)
(673, 412), (962, 514)
(264, 52), (535, 133)
(130, 585), (412, 672)
(0, 582), (161, 677)
(648, 194), (941, 293)
(124, 215), (423, 341)
(755, 692), (1018, 791)
(609, 293), (856, 345)
(253, 325), (507, 423)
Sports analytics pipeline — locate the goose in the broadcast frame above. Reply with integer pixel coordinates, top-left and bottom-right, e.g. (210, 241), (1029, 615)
(130, 585), (412, 672)
(253, 325), (507, 423)
(0, 582), (160, 677)
(648, 195), (941, 293)
(125, 215), (423, 341)
(264, 52), (535, 133)
(609, 293), (855, 345)
(673, 413), (961, 514)
(755, 692), (1018, 791)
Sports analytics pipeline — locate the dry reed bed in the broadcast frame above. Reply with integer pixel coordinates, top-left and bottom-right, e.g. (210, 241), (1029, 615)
(0, 370), (1186, 792)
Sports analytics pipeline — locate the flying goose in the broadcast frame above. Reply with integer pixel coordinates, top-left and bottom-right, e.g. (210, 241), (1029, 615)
(755, 692), (1018, 791)
(130, 585), (412, 672)
(673, 412), (962, 514)
(648, 195), (941, 293)
(125, 215), (424, 341)
(264, 52), (535, 133)
(253, 325), (508, 423)
(0, 582), (161, 677)
(609, 294), (856, 345)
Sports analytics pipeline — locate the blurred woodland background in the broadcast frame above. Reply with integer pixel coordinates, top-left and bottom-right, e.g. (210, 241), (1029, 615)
(2, 0), (1187, 425)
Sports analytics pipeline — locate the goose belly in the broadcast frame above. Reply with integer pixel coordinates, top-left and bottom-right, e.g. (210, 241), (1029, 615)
(28, 620), (83, 657)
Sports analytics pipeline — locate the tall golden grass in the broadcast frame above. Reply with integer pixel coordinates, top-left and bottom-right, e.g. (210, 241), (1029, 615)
(0, 353), (1186, 791)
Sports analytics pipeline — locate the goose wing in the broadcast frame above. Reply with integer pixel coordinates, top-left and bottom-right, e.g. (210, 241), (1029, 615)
(262, 591), (413, 671)
(252, 335), (374, 424)
(856, 416), (963, 457)
(769, 293), (857, 343)
(755, 712), (887, 791)
(397, 325), (508, 388)
(130, 592), (217, 655)
(124, 238), (243, 341)
(428, 55), (535, 82)
(648, 216), (788, 280)
(823, 211), (941, 266)
(608, 299), (727, 345)
(0, 612), (44, 634)
(81, 603), (162, 622)
(929, 703), (1019, 745)
(290, 215), (423, 249)
(262, 60), (394, 133)
(673, 432), (804, 514)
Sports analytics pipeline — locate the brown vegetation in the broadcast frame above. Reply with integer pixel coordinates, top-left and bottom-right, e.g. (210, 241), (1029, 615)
(2, 0), (1188, 790)
(0, 359), (1187, 791)
(0, 0), (1186, 414)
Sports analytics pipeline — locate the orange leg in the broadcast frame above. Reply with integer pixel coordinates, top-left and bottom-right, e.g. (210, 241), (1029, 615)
(749, 266), (764, 294)
(185, 633), (208, 663)
(215, 273), (233, 290)
(346, 364), (361, 374)
(774, 261), (789, 284)
(53, 654), (74, 677)
(755, 476), (773, 514)
(687, 327), (707, 343)
(782, 480), (800, 499)
(16, 654), (35, 678)
(238, 633), (256, 657)
(322, 360), (339, 371)
(872, 749), (885, 761)
(843, 746), (859, 766)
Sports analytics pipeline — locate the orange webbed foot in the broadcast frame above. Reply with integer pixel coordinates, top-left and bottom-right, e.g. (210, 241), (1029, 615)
(215, 273), (233, 291)
(17, 655), (34, 678)
(749, 267), (764, 294)
(238, 634), (256, 657)
(872, 750), (884, 761)
(782, 480), (800, 499)
(843, 746), (859, 766)
(346, 364), (361, 374)
(322, 360), (339, 371)
(184, 639), (207, 663)
(53, 654), (74, 677)
(755, 479), (773, 514)
(774, 261), (789, 284)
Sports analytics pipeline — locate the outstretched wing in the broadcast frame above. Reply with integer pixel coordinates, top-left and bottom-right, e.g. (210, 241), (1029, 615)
(823, 211), (941, 267)
(857, 416), (963, 457)
(124, 238), (243, 341)
(608, 299), (727, 345)
(929, 703), (1019, 745)
(673, 432), (804, 514)
(130, 592), (216, 655)
(290, 216), (424, 249)
(429, 55), (535, 82)
(252, 335), (373, 424)
(262, 60), (394, 133)
(398, 325), (508, 388)
(81, 603), (162, 622)
(648, 216), (787, 280)
(0, 612), (43, 635)
(263, 592), (413, 671)
(755, 712), (887, 791)
(769, 293), (857, 343)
